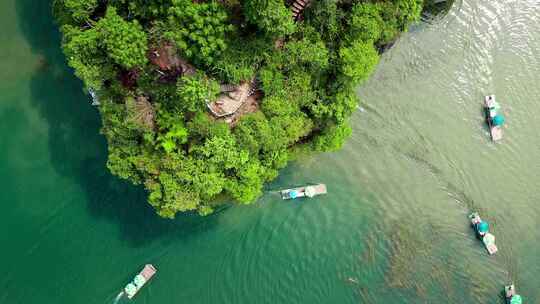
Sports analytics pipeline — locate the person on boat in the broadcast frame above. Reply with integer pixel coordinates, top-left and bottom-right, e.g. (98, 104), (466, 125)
(506, 284), (515, 298)
(507, 291), (522, 304)
(486, 98), (504, 124)
(505, 284), (522, 303)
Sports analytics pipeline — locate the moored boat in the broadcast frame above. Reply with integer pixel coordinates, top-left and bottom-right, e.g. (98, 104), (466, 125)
(124, 264), (157, 299)
(484, 95), (504, 141)
(469, 212), (498, 255)
(281, 184), (327, 200)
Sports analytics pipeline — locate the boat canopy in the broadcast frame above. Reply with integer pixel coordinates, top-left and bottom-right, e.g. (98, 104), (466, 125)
(493, 114), (505, 126)
(483, 233), (495, 245)
(305, 186), (316, 198)
(510, 295), (522, 304)
(478, 221), (489, 233)
(134, 274), (146, 287)
(125, 283), (137, 296)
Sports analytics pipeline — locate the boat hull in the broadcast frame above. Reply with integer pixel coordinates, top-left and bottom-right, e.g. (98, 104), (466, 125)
(469, 213), (498, 255)
(125, 264), (157, 299)
(484, 95), (502, 141)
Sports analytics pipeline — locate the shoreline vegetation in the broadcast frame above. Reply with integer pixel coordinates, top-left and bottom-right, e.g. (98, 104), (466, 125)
(53, 0), (425, 218)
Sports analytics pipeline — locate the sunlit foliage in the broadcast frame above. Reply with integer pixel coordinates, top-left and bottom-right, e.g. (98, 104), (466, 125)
(54, 0), (424, 218)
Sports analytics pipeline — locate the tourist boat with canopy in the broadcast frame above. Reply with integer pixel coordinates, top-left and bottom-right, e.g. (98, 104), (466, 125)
(484, 95), (504, 141)
(281, 184), (327, 200)
(469, 212), (498, 255)
(123, 264), (157, 299)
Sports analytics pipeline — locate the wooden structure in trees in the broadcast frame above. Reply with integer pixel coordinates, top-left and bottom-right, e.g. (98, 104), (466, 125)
(207, 79), (257, 117)
(291, 0), (311, 21)
(207, 78), (260, 126)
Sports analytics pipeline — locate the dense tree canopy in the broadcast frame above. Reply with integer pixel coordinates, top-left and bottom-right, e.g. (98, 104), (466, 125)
(243, 0), (296, 38)
(166, 0), (232, 66)
(55, 0), (424, 218)
(339, 40), (379, 84)
(62, 0), (98, 22)
(98, 7), (149, 69)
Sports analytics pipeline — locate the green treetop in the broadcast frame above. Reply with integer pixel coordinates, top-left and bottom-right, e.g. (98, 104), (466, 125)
(98, 7), (149, 69)
(166, 0), (232, 66)
(243, 0), (296, 38)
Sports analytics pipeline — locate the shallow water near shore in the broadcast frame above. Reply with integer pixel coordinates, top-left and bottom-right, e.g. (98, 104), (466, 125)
(1, 0), (540, 303)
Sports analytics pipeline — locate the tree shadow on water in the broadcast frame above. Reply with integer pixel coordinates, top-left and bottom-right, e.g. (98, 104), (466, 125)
(15, 0), (219, 247)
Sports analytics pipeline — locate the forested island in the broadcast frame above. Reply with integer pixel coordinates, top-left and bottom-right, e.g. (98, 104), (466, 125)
(53, 0), (424, 218)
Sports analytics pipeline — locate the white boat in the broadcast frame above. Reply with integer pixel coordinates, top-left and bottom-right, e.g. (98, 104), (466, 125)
(281, 184), (327, 200)
(484, 95), (502, 141)
(469, 212), (498, 255)
(124, 264), (157, 299)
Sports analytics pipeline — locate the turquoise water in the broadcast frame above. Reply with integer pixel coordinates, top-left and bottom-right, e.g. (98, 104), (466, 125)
(1, 0), (540, 303)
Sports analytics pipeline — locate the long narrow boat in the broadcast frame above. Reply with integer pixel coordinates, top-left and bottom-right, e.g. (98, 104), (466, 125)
(484, 95), (502, 141)
(469, 212), (498, 255)
(281, 184), (327, 200)
(124, 264), (157, 299)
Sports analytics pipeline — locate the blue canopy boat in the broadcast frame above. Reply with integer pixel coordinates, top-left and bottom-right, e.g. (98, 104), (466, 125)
(281, 184), (327, 200)
(484, 95), (504, 141)
(123, 264), (157, 299)
(469, 212), (498, 255)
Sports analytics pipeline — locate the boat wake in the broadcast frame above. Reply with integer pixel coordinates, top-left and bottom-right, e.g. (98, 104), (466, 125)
(113, 291), (124, 304)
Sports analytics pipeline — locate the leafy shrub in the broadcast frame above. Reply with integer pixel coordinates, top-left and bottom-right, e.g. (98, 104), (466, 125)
(166, 0), (232, 66)
(98, 7), (149, 69)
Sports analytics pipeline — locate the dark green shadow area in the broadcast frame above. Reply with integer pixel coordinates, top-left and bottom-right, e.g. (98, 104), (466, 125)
(14, 0), (220, 247)
(422, 0), (456, 21)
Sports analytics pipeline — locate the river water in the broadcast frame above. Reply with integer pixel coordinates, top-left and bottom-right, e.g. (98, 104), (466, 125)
(1, 0), (539, 303)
